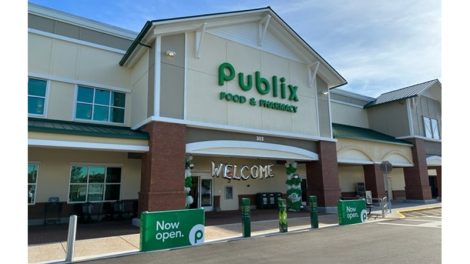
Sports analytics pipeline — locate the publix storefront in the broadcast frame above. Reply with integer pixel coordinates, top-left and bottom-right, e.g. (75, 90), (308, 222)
(27, 5), (348, 225)
(127, 7), (347, 214)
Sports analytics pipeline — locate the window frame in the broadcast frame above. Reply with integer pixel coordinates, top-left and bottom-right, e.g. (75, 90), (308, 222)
(423, 116), (440, 140)
(225, 186), (233, 200)
(28, 162), (39, 205)
(67, 163), (122, 204)
(28, 77), (49, 117)
(73, 85), (126, 125)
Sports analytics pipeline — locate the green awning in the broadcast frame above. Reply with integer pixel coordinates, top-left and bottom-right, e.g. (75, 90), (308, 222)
(29, 118), (149, 140)
(332, 123), (412, 146)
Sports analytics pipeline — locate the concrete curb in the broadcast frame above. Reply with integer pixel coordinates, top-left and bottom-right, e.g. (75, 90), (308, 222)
(32, 205), (441, 264)
(396, 205), (442, 218)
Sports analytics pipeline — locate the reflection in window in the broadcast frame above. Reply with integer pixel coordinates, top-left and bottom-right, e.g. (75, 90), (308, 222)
(28, 163), (39, 204)
(28, 78), (47, 115)
(69, 165), (121, 203)
(423, 117), (440, 140)
(225, 186), (233, 200)
(75, 86), (125, 123)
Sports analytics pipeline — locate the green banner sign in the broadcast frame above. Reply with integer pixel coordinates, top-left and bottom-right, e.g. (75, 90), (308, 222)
(140, 208), (205, 251)
(337, 199), (368, 225)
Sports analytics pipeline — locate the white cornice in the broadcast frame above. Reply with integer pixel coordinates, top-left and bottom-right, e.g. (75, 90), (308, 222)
(186, 140), (318, 161)
(132, 116), (337, 143)
(28, 139), (149, 152)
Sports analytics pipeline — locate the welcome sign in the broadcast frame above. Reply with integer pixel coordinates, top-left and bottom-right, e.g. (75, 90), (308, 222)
(140, 208), (205, 251)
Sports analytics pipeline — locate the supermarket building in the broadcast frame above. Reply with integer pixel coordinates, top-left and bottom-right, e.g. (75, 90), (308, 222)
(27, 4), (441, 224)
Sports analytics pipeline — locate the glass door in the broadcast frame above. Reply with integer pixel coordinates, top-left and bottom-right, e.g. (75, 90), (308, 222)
(200, 179), (213, 211)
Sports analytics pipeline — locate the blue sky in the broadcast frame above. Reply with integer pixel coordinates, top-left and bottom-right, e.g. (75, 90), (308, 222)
(28, 0), (441, 97)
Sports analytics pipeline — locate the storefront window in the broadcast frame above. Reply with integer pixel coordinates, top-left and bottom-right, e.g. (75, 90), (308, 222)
(225, 186), (233, 200)
(75, 86), (125, 123)
(69, 165), (121, 203)
(201, 179), (212, 206)
(28, 163), (39, 204)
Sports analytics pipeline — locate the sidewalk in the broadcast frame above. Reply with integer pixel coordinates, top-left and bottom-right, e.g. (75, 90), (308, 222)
(28, 201), (441, 264)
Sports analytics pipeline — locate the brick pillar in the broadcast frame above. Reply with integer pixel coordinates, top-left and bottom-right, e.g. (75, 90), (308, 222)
(435, 166), (442, 199)
(403, 138), (432, 200)
(139, 121), (186, 214)
(363, 164), (386, 198)
(306, 141), (341, 209)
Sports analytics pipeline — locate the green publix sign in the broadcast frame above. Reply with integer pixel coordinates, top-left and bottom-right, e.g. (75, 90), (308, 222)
(337, 199), (368, 225)
(218, 62), (299, 113)
(140, 208), (205, 251)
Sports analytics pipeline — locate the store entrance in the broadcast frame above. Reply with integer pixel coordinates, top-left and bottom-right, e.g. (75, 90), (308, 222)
(429, 176), (438, 198)
(189, 175), (213, 211)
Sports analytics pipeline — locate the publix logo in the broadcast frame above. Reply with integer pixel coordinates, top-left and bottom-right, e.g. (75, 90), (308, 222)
(155, 220), (204, 245)
(189, 224), (205, 245)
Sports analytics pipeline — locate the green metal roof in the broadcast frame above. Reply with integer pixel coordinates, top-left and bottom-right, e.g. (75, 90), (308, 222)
(332, 123), (412, 146)
(29, 118), (149, 140)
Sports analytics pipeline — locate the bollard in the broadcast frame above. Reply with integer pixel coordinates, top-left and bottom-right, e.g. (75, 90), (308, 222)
(65, 215), (77, 263)
(241, 198), (251, 237)
(309, 196), (319, 229)
(278, 198), (288, 233)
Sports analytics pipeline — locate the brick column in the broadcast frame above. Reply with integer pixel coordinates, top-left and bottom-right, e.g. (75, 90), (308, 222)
(139, 121), (186, 214)
(306, 141), (341, 210)
(363, 164), (386, 198)
(403, 138), (432, 200)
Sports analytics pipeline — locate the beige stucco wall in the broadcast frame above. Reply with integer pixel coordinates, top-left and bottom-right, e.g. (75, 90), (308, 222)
(29, 148), (141, 203)
(336, 138), (413, 165)
(367, 101), (409, 138)
(130, 49), (149, 127)
(331, 101), (369, 128)
(192, 156), (306, 211)
(338, 165), (405, 194)
(390, 168), (405, 191)
(29, 33), (131, 88)
(186, 32), (319, 136)
(338, 165), (364, 193)
(29, 33), (134, 126)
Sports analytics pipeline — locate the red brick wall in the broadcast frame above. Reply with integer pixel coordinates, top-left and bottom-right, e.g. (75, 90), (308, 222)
(363, 164), (386, 198)
(404, 138), (432, 200)
(139, 121), (186, 213)
(306, 141), (341, 207)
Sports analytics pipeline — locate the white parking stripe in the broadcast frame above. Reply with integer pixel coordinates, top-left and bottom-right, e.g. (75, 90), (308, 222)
(377, 222), (441, 229)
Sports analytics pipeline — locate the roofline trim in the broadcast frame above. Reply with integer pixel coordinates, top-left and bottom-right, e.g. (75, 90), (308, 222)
(335, 136), (413, 147)
(29, 3), (138, 40)
(119, 7), (347, 86)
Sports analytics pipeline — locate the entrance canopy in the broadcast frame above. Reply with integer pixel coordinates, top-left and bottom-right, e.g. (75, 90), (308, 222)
(426, 155), (441, 166)
(186, 140), (318, 161)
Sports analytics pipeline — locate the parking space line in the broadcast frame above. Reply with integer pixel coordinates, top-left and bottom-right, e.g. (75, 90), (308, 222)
(377, 222), (441, 228)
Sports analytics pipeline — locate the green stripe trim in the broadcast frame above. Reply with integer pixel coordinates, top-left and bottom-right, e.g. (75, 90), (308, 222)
(28, 118), (149, 140)
(332, 123), (412, 146)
